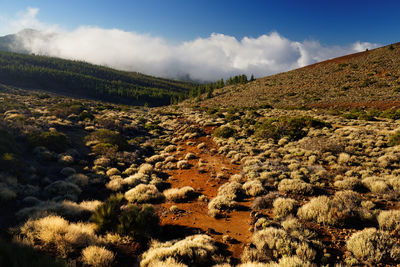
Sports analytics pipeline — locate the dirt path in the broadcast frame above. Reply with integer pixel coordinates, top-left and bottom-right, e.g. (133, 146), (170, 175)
(157, 127), (252, 260)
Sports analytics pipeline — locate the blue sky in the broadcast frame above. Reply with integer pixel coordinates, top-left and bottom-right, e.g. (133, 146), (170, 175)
(1, 0), (399, 44)
(0, 0), (398, 80)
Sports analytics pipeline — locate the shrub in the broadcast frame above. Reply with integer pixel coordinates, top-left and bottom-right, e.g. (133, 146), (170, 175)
(44, 181), (82, 201)
(217, 182), (244, 201)
(298, 191), (371, 227)
(28, 131), (67, 152)
(252, 227), (294, 259)
(124, 184), (164, 203)
(362, 176), (389, 194)
(377, 210), (400, 232)
(164, 186), (195, 202)
(243, 180), (265, 196)
(0, 128), (20, 169)
(265, 256), (313, 267)
(273, 198), (297, 220)
(0, 237), (66, 267)
(0, 183), (17, 202)
(81, 246), (115, 267)
(213, 126), (236, 138)
(251, 192), (282, 210)
(278, 179), (313, 195)
(334, 177), (362, 191)
(19, 215), (100, 257)
(208, 196), (238, 217)
(86, 129), (129, 151)
(346, 228), (400, 264)
(66, 173), (89, 187)
(78, 110), (94, 121)
(388, 131), (400, 146)
(380, 109), (400, 120)
(16, 200), (101, 221)
(254, 116), (330, 141)
(297, 196), (334, 225)
(140, 235), (222, 267)
(91, 194), (124, 234)
(91, 194), (159, 237)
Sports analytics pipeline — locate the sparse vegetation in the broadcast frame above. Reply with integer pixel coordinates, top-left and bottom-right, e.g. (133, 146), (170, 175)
(1, 42), (400, 266)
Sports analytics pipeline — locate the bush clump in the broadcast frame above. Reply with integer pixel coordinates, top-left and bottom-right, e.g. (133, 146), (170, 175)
(28, 130), (68, 152)
(254, 116), (331, 141)
(91, 193), (159, 237)
(19, 215), (100, 257)
(213, 125), (237, 138)
(298, 191), (372, 227)
(164, 186), (195, 202)
(278, 179), (313, 195)
(140, 235), (222, 267)
(388, 131), (400, 146)
(0, 237), (66, 267)
(124, 184), (164, 203)
(81, 245), (115, 267)
(0, 128), (20, 169)
(86, 129), (129, 151)
(346, 228), (400, 264)
(377, 210), (400, 232)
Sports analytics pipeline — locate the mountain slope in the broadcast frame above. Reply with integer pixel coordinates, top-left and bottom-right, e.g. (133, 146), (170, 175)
(196, 43), (400, 108)
(0, 50), (195, 106)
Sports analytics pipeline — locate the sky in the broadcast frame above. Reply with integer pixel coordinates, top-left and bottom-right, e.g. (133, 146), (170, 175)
(0, 0), (399, 81)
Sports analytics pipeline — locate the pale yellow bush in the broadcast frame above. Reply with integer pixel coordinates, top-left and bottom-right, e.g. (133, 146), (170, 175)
(278, 179), (313, 195)
(273, 198), (297, 220)
(19, 215), (100, 257)
(243, 180), (265, 196)
(378, 210), (400, 231)
(164, 186), (195, 202)
(346, 228), (400, 264)
(82, 245), (115, 267)
(124, 184), (163, 203)
(140, 235), (221, 267)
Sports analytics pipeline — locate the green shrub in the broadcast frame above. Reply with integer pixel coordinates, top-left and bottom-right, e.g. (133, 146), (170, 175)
(78, 110), (94, 121)
(48, 102), (84, 118)
(388, 131), (400, 146)
(213, 125), (236, 138)
(86, 129), (128, 151)
(91, 194), (123, 234)
(0, 128), (20, 169)
(28, 131), (68, 152)
(254, 116), (330, 141)
(0, 237), (66, 267)
(380, 109), (400, 120)
(342, 108), (377, 121)
(92, 143), (118, 156)
(91, 194), (159, 237)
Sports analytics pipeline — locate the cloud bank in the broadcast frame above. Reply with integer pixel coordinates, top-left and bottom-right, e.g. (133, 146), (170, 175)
(2, 8), (380, 81)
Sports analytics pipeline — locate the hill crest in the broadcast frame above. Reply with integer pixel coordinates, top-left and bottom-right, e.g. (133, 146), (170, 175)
(195, 42), (400, 109)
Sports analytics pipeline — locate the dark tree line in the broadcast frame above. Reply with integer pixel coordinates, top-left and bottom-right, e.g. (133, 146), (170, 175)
(0, 51), (197, 106)
(188, 74), (256, 99)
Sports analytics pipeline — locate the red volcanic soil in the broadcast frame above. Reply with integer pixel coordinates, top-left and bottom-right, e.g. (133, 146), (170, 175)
(156, 128), (253, 260)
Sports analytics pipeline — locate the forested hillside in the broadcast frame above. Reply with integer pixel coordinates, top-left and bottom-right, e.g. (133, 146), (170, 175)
(0, 50), (195, 106)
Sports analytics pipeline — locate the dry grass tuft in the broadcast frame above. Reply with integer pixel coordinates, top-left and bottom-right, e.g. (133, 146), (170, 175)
(124, 184), (164, 203)
(164, 186), (195, 202)
(140, 234), (222, 267)
(81, 245), (115, 267)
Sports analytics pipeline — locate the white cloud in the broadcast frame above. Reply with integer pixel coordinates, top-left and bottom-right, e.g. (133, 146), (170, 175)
(2, 7), (380, 81)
